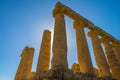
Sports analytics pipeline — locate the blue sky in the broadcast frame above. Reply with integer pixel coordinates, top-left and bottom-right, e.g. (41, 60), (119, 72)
(0, 0), (120, 80)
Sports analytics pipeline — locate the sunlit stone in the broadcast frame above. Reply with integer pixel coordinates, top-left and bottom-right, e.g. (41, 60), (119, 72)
(14, 2), (119, 80)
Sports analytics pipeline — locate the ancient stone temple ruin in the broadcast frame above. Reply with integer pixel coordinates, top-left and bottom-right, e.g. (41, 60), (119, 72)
(14, 2), (120, 80)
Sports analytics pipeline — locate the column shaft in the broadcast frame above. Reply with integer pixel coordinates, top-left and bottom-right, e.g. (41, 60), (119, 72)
(112, 43), (120, 64)
(14, 46), (34, 80)
(52, 13), (68, 69)
(74, 21), (93, 73)
(36, 30), (51, 73)
(88, 31), (111, 77)
(101, 38), (120, 80)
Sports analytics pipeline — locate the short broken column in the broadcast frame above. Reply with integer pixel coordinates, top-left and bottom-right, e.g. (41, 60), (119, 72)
(112, 43), (120, 64)
(14, 46), (34, 80)
(73, 21), (93, 73)
(101, 37), (120, 80)
(72, 63), (80, 74)
(36, 30), (51, 73)
(52, 11), (68, 69)
(88, 30), (111, 77)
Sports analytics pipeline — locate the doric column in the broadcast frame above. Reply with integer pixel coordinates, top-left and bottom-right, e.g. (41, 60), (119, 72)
(73, 21), (93, 73)
(88, 30), (111, 77)
(36, 30), (51, 73)
(101, 37), (120, 80)
(112, 43), (120, 64)
(14, 46), (34, 80)
(52, 11), (68, 69)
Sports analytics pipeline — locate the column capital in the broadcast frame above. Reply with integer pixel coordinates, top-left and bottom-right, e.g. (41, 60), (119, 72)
(73, 21), (86, 29)
(88, 30), (98, 37)
(52, 9), (68, 69)
(53, 2), (63, 17)
(100, 37), (111, 43)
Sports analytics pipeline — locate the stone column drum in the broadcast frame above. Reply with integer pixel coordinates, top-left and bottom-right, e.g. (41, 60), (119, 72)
(112, 43), (120, 64)
(73, 21), (93, 73)
(36, 30), (51, 73)
(14, 46), (34, 80)
(72, 63), (80, 74)
(52, 12), (68, 70)
(88, 30), (111, 77)
(101, 37), (120, 80)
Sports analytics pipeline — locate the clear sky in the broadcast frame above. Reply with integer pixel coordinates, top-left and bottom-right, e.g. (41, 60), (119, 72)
(0, 0), (120, 80)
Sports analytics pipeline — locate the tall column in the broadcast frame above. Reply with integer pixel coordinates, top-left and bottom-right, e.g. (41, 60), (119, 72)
(14, 46), (34, 80)
(73, 21), (93, 73)
(101, 37), (120, 80)
(52, 12), (68, 70)
(36, 30), (51, 73)
(88, 30), (111, 77)
(112, 43), (120, 64)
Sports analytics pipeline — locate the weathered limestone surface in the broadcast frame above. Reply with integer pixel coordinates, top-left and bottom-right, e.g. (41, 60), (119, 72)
(15, 2), (120, 80)
(54, 2), (120, 44)
(52, 12), (68, 69)
(112, 43), (120, 64)
(74, 21), (93, 73)
(14, 46), (34, 80)
(101, 37), (120, 80)
(93, 68), (99, 77)
(72, 63), (80, 74)
(36, 30), (51, 73)
(28, 72), (36, 79)
(88, 30), (111, 77)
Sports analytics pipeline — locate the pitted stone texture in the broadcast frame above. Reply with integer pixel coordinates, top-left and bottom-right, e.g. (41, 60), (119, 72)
(72, 63), (80, 74)
(73, 72), (114, 80)
(93, 68), (99, 77)
(112, 43), (120, 64)
(36, 30), (51, 73)
(101, 37), (120, 80)
(52, 13), (68, 70)
(88, 30), (111, 77)
(74, 21), (93, 73)
(29, 69), (74, 80)
(14, 46), (34, 80)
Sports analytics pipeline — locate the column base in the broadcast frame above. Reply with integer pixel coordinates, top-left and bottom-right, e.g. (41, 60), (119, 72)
(27, 69), (115, 80)
(29, 69), (73, 80)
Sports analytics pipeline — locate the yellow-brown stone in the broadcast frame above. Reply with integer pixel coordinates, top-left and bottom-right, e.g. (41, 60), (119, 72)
(36, 30), (51, 73)
(74, 21), (93, 73)
(72, 63), (80, 74)
(52, 13), (68, 70)
(101, 37), (120, 80)
(112, 43), (120, 64)
(88, 30), (111, 77)
(14, 46), (34, 80)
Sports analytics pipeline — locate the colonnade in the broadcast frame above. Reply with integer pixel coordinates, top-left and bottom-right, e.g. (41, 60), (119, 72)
(49, 2), (120, 79)
(36, 4), (120, 79)
(15, 2), (120, 80)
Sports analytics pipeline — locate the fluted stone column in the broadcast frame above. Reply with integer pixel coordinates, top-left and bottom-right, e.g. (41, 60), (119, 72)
(52, 12), (68, 70)
(36, 30), (51, 73)
(112, 43), (120, 64)
(88, 30), (111, 77)
(73, 21), (93, 73)
(101, 37), (120, 80)
(14, 46), (34, 80)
